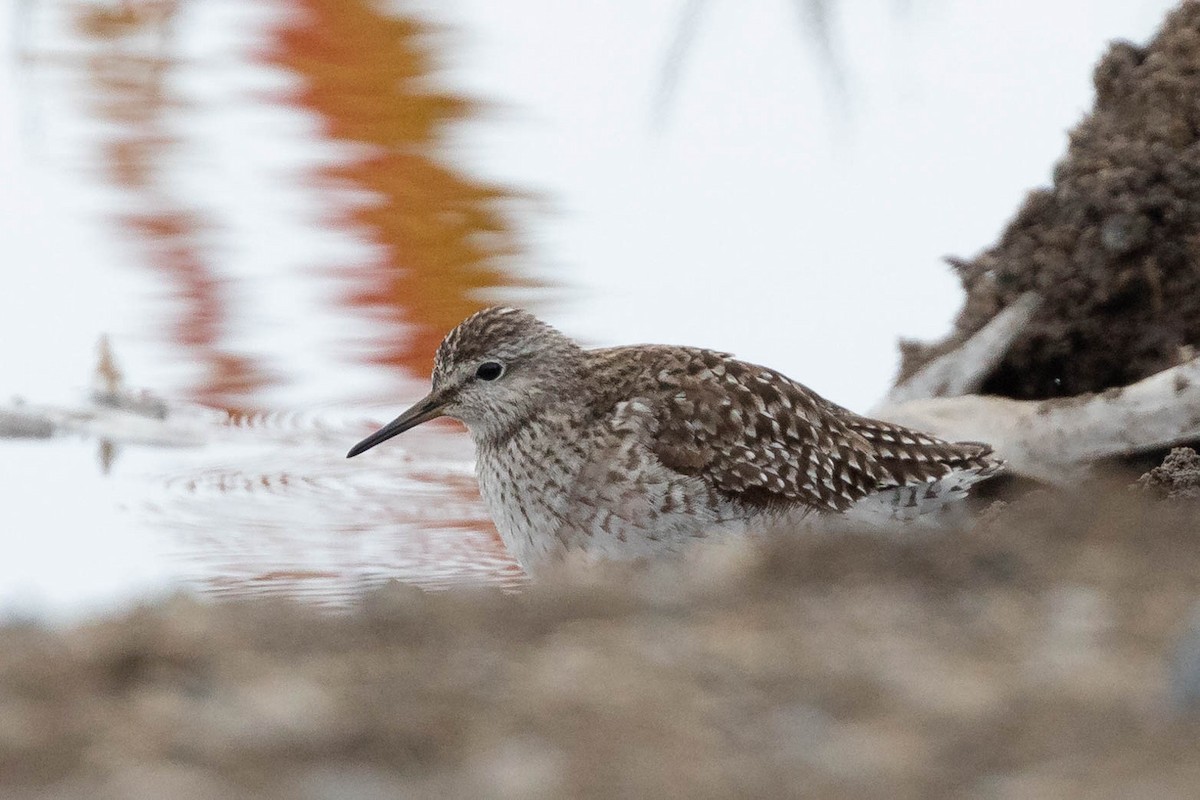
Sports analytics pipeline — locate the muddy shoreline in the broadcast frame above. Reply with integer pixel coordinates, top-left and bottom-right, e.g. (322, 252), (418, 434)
(3, 484), (1200, 799)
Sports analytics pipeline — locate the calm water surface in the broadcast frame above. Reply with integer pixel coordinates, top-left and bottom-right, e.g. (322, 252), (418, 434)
(3, 0), (537, 613)
(4, 0), (1179, 615)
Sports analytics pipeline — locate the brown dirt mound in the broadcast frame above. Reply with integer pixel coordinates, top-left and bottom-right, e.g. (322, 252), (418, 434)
(3, 487), (1200, 799)
(899, 1), (1200, 400)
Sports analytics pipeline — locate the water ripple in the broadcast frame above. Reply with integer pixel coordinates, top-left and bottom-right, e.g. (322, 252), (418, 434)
(134, 414), (525, 602)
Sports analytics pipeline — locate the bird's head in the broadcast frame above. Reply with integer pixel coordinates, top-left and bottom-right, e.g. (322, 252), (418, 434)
(347, 307), (583, 456)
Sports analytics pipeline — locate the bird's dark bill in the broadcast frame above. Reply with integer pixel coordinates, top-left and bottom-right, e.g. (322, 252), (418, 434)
(346, 395), (446, 457)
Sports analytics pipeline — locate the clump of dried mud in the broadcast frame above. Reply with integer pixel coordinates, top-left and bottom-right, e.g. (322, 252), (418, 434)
(3, 487), (1200, 799)
(900, 1), (1200, 400)
(1138, 446), (1200, 499)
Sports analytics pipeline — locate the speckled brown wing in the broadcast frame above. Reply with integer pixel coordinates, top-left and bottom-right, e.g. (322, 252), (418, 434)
(586, 346), (999, 514)
(589, 346), (888, 512)
(839, 414), (998, 488)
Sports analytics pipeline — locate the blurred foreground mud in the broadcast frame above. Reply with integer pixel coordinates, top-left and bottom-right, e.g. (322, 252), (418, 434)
(3, 484), (1200, 799)
(901, 1), (1200, 403)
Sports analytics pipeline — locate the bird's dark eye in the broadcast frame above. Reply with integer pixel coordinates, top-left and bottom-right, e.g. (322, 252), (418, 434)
(475, 361), (504, 381)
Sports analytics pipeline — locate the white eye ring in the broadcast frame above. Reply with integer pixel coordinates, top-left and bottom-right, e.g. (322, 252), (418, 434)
(475, 361), (504, 381)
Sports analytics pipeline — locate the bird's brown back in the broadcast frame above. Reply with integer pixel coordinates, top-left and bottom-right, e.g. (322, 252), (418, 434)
(583, 345), (996, 513)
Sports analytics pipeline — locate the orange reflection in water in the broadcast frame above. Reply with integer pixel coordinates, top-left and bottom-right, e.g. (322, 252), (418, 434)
(50, 0), (527, 595)
(72, 1), (271, 411)
(259, 0), (530, 581)
(265, 0), (533, 379)
(65, 0), (533, 403)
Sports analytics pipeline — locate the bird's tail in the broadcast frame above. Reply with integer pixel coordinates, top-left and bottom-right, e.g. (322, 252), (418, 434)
(839, 459), (1004, 528)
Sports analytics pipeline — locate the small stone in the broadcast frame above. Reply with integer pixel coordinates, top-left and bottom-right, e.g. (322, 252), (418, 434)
(1170, 602), (1200, 713)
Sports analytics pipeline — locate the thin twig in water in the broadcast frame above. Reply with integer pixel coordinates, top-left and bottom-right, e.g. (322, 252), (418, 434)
(652, 0), (708, 130)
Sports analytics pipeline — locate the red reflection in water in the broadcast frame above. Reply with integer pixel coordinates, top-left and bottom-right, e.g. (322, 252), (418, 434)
(65, 0), (534, 404)
(264, 0), (534, 380)
(72, 1), (272, 411)
(259, 0), (535, 580)
(50, 0), (531, 595)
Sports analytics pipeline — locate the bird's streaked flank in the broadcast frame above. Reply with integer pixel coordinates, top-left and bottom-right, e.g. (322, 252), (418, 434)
(348, 307), (1003, 572)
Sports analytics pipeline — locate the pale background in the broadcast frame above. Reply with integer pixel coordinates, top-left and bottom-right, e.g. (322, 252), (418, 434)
(0, 0), (1180, 613)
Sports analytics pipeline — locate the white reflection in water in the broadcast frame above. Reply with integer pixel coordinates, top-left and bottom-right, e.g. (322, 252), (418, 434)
(1, 403), (524, 618)
(134, 410), (526, 604)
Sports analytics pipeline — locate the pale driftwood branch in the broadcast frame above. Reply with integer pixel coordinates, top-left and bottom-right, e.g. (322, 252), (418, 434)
(0, 338), (220, 447)
(0, 398), (219, 447)
(875, 356), (1200, 483)
(877, 292), (1041, 409)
